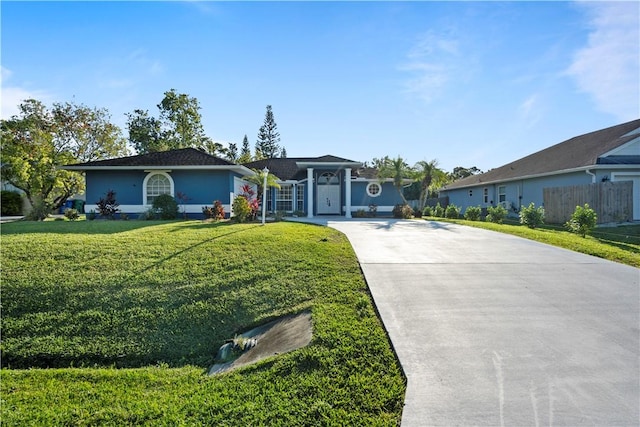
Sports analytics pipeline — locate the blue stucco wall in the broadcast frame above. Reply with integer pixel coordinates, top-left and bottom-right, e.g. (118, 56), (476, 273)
(84, 169), (239, 218)
(351, 181), (403, 211)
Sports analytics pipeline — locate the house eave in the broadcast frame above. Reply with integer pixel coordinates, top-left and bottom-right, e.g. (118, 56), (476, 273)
(296, 161), (362, 169)
(440, 164), (640, 191)
(61, 165), (255, 175)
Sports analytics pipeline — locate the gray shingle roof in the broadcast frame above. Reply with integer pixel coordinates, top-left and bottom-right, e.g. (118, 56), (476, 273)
(66, 148), (234, 168)
(442, 119), (640, 190)
(243, 155), (361, 181)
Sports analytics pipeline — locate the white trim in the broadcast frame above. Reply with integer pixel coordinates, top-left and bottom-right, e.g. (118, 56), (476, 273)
(143, 171), (174, 204)
(296, 161), (362, 169)
(366, 182), (382, 197)
(600, 137), (640, 157)
(62, 165), (255, 175)
(307, 168), (314, 218)
(351, 205), (396, 211)
(345, 168), (352, 218)
(85, 204), (230, 215)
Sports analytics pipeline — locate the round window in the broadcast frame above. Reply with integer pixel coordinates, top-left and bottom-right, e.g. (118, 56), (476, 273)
(366, 182), (382, 197)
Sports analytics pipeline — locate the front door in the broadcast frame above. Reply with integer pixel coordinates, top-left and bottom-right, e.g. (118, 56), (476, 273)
(317, 172), (341, 214)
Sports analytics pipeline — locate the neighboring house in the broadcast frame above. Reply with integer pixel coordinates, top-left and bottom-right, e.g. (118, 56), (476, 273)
(63, 149), (405, 219)
(439, 119), (640, 222)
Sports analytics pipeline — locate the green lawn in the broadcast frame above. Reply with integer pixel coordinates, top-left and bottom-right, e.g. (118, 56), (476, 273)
(1, 220), (405, 426)
(422, 217), (640, 267)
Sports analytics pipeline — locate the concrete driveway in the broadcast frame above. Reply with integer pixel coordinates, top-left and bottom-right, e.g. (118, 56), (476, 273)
(304, 218), (639, 426)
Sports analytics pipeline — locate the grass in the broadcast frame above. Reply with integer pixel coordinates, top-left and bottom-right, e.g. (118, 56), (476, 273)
(1, 220), (406, 426)
(422, 216), (640, 267)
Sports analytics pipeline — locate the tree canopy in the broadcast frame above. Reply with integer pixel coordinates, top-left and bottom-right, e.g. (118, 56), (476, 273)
(1, 99), (128, 219)
(127, 89), (217, 155)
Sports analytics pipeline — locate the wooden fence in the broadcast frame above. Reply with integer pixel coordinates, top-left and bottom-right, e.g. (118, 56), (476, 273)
(543, 181), (633, 224)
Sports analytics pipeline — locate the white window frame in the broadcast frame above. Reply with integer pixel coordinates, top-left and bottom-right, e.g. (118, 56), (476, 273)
(143, 171), (174, 205)
(275, 184), (293, 212)
(296, 184), (305, 211)
(483, 187), (489, 204)
(366, 182), (382, 197)
(498, 185), (506, 203)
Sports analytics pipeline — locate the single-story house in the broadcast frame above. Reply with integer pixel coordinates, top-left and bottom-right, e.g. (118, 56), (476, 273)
(63, 149), (405, 219)
(439, 119), (640, 222)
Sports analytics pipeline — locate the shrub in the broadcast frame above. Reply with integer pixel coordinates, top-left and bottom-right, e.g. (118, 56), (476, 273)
(96, 190), (119, 219)
(368, 204), (377, 217)
(274, 211), (286, 221)
(152, 194), (179, 220)
(422, 206), (433, 217)
(392, 204), (413, 219)
(565, 203), (597, 237)
(354, 209), (367, 218)
(519, 202), (545, 229)
(138, 208), (157, 220)
(1, 191), (22, 215)
(464, 206), (482, 221)
(433, 203), (445, 218)
(486, 205), (507, 224)
(87, 210), (97, 220)
(445, 204), (460, 219)
(63, 208), (80, 221)
(232, 195), (252, 223)
(413, 207), (423, 218)
(120, 213), (129, 221)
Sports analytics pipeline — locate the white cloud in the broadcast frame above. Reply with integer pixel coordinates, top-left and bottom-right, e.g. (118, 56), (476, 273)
(400, 30), (464, 103)
(519, 93), (543, 127)
(567, 1), (640, 121)
(1, 66), (53, 119)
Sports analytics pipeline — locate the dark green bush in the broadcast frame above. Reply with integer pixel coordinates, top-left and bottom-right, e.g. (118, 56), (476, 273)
(422, 206), (433, 217)
(152, 194), (179, 220)
(464, 206), (482, 221)
(96, 190), (119, 219)
(433, 203), (445, 218)
(486, 205), (507, 223)
(445, 204), (460, 219)
(520, 202), (545, 229)
(565, 203), (597, 237)
(392, 204), (413, 219)
(1, 191), (22, 215)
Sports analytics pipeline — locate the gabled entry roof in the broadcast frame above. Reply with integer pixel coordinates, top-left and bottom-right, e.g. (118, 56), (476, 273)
(243, 155), (362, 181)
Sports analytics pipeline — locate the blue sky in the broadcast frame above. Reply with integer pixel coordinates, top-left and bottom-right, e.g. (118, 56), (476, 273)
(2, 1), (638, 172)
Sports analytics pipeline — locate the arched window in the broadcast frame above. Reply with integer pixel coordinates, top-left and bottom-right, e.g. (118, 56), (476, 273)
(366, 182), (382, 197)
(143, 172), (173, 205)
(318, 172), (339, 185)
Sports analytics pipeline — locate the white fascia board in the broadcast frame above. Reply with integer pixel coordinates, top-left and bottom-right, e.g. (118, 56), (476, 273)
(600, 137), (640, 157)
(296, 161), (363, 169)
(61, 165), (255, 174)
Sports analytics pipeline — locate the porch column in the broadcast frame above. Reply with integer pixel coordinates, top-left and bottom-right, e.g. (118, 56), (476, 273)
(307, 168), (314, 218)
(345, 168), (352, 218)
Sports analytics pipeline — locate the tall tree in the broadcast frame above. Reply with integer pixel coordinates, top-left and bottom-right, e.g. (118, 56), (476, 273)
(1, 100), (90, 218)
(127, 89), (210, 154)
(53, 101), (128, 163)
(450, 166), (482, 181)
(201, 139), (227, 158)
(227, 142), (238, 162)
(126, 109), (165, 153)
(376, 155), (412, 204)
(238, 134), (252, 163)
(256, 105), (281, 158)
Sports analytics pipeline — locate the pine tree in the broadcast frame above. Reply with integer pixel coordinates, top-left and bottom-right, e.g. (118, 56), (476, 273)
(256, 105), (281, 158)
(227, 142), (238, 162)
(280, 147), (287, 158)
(237, 135), (252, 163)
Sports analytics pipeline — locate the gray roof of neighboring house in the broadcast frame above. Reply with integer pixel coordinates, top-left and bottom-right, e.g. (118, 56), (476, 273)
(442, 119), (640, 191)
(243, 155), (362, 181)
(64, 148), (236, 169)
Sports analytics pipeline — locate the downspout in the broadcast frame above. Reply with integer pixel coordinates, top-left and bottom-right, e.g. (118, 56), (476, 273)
(585, 169), (596, 184)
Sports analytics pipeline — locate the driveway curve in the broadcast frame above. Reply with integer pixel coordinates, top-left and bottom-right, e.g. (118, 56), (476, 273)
(299, 218), (639, 426)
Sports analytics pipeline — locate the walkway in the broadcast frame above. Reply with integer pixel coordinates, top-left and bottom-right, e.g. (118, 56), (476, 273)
(292, 217), (640, 426)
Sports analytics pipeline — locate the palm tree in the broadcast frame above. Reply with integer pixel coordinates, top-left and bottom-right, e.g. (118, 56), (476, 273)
(377, 156), (412, 204)
(242, 168), (281, 200)
(413, 159), (444, 209)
